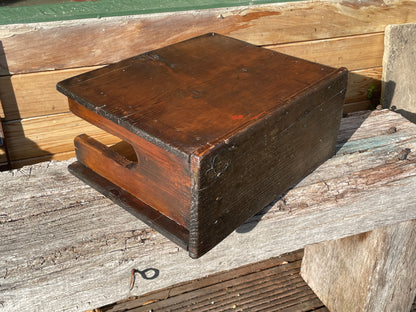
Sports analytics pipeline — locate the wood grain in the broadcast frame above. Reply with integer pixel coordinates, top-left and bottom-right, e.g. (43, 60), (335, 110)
(0, 64), (380, 167)
(346, 67), (382, 104)
(1, 0), (416, 75)
(190, 73), (347, 256)
(0, 60), (374, 123)
(58, 33), (347, 257)
(0, 66), (101, 121)
(268, 32), (384, 71)
(382, 23), (416, 123)
(301, 220), (416, 312)
(2, 110), (416, 311)
(3, 112), (119, 161)
(58, 33), (343, 158)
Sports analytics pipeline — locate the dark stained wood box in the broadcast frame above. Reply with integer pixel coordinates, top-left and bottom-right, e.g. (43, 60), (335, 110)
(57, 33), (348, 258)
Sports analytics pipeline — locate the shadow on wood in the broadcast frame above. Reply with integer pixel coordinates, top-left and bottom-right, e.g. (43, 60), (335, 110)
(383, 80), (416, 124)
(0, 41), (53, 170)
(236, 104), (374, 234)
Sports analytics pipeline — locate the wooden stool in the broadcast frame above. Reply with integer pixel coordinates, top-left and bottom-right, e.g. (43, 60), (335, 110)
(57, 33), (348, 258)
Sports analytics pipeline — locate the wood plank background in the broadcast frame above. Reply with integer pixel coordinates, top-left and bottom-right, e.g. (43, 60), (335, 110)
(1, 0), (415, 167)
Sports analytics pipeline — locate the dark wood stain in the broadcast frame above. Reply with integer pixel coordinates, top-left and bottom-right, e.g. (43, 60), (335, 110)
(57, 33), (348, 258)
(69, 99), (191, 228)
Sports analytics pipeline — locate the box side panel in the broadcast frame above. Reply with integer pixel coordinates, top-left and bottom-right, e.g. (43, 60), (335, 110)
(189, 71), (348, 258)
(69, 99), (192, 228)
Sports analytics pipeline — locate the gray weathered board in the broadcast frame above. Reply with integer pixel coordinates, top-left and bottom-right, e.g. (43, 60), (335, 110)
(1, 109), (416, 312)
(302, 220), (416, 312)
(382, 23), (416, 122)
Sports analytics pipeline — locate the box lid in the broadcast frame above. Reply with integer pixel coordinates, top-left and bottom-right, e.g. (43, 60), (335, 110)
(57, 33), (343, 159)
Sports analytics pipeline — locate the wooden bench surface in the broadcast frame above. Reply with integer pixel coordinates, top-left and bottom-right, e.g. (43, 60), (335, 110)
(1, 109), (416, 311)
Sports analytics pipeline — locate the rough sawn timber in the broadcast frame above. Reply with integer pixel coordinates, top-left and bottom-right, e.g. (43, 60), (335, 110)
(2, 109), (416, 311)
(301, 220), (416, 312)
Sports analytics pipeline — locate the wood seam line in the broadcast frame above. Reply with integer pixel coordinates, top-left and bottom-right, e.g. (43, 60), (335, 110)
(260, 31), (385, 48)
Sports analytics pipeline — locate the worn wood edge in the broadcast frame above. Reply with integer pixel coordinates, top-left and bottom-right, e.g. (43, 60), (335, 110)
(2, 110), (416, 311)
(1, 0), (416, 74)
(381, 23), (393, 108)
(0, 0), (303, 26)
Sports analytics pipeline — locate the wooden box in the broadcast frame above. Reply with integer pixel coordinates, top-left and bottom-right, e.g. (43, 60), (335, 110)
(57, 33), (348, 258)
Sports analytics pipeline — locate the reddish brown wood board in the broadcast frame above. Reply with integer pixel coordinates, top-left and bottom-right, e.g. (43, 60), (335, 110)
(57, 33), (348, 258)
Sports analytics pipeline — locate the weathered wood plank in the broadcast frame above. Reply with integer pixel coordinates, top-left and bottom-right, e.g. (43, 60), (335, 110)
(269, 32), (384, 71)
(3, 112), (119, 161)
(1, 0), (416, 74)
(382, 23), (416, 123)
(2, 110), (416, 311)
(301, 220), (416, 312)
(0, 66), (101, 121)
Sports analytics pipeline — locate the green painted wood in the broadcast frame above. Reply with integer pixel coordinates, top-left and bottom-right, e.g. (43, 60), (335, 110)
(0, 0), (301, 25)
(336, 132), (412, 155)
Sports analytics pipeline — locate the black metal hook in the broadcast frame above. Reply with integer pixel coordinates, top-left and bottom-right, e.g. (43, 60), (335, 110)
(129, 268), (160, 290)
